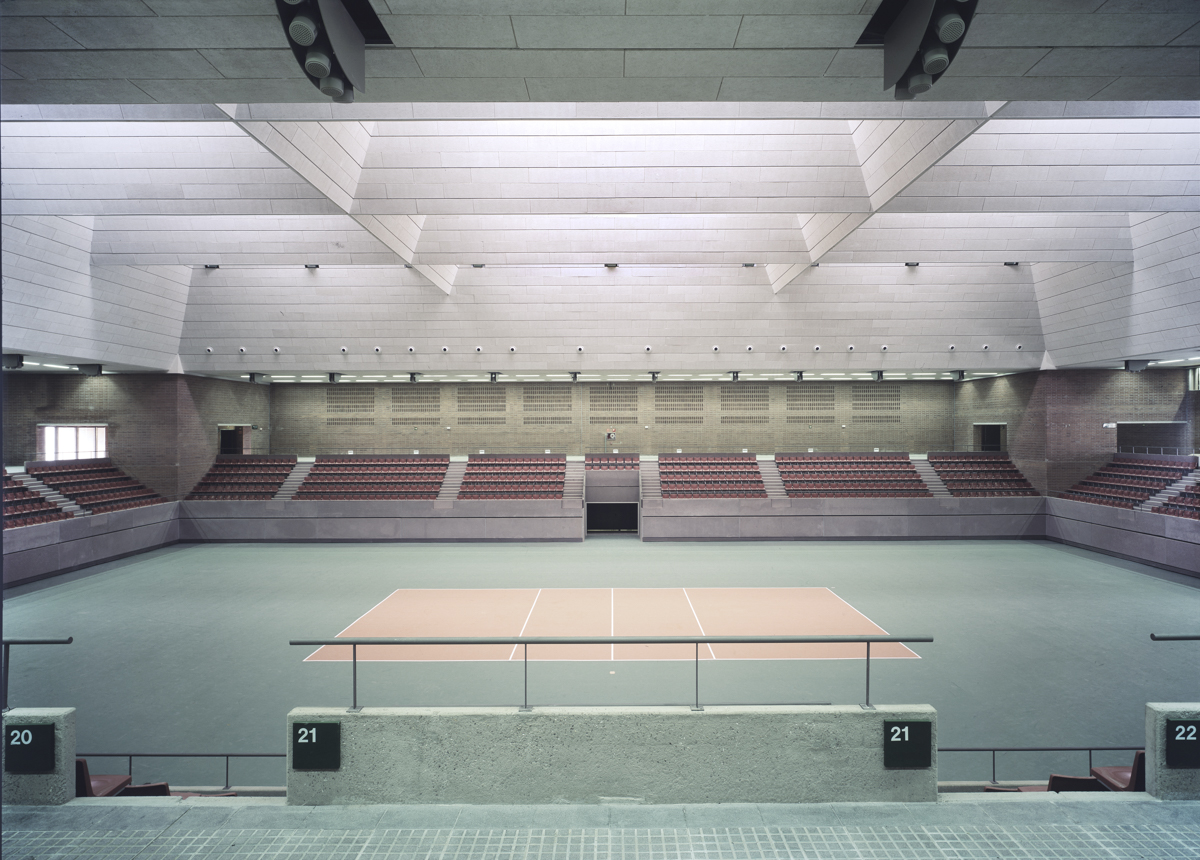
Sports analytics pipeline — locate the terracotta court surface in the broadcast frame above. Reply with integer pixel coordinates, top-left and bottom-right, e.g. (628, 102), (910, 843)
(306, 588), (919, 662)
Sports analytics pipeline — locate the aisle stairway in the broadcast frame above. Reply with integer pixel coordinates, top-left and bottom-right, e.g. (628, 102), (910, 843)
(437, 459), (467, 501)
(639, 457), (661, 500)
(757, 456), (788, 499)
(273, 458), (314, 501)
(564, 458), (585, 503)
(1139, 465), (1200, 512)
(8, 467), (86, 516)
(911, 457), (952, 498)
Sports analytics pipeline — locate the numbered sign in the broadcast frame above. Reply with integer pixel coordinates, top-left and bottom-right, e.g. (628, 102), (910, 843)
(1165, 720), (1200, 769)
(883, 721), (932, 769)
(292, 722), (341, 771)
(4, 723), (56, 774)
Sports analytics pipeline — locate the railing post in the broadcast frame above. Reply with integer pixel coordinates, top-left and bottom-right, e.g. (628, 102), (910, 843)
(991, 750), (997, 785)
(861, 641), (874, 710)
(520, 643), (531, 712)
(224, 755), (231, 791)
(128, 755), (134, 778)
(691, 641), (702, 711)
(349, 643), (359, 712)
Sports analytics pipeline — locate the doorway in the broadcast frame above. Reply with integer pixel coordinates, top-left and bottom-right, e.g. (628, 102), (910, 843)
(974, 424), (1007, 452)
(218, 426), (251, 455)
(587, 503), (639, 533)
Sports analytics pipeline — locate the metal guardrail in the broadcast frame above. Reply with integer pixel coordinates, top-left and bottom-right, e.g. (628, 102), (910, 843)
(1117, 446), (1196, 456)
(75, 752), (285, 791)
(290, 635), (933, 712)
(1150, 634), (1200, 641)
(2, 637), (73, 711)
(938, 746), (1143, 785)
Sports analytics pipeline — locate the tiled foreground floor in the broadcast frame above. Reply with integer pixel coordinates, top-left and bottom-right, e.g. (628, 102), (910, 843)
(4, 797), (1199, 860)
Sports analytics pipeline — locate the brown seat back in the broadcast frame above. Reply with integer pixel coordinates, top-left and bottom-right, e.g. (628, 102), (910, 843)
(1046, 774), (1107, 792)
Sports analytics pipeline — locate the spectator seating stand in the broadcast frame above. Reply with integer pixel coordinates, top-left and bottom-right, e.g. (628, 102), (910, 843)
(585, 454), (639, 470)
(26, 458), (164, 515)
(775, 453), (930, 499)
(292, 455), (449, 501)
(657, 453), (767, 499)
(3, 469), (73, 528)
(1153, 488), (1200, 520)
(457, 455), (566, 500)
(926, 452), (1040, 498)
(187, 455), (298, 501)
(1059, 455), (1194, 510)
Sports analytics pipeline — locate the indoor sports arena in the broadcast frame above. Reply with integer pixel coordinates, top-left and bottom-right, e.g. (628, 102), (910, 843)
(2, 2), (1199, 857)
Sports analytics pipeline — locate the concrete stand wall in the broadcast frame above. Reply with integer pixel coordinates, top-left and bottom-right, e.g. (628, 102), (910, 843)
(585, 470), (640, 504)
(2, 708), (76, 805)
(1146, 703), (1200, 800)
(286, 705), (937, 805)
(1045, 499), (1200, 577)
(2, 503), (179, 587)
(178, 499), (585, 543)
(640, 497), (1046, 542)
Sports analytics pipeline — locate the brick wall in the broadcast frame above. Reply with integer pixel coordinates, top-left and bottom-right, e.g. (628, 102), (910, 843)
(3, 374), (269, 500)
(956, 369), (1194, 495)
(268, 380), (956, 457)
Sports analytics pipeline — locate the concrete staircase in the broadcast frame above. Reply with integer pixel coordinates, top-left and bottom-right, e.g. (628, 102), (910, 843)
(273, 458), (314, 501)
(639, 457), (661, 500)
(437, 458), (468, 501)
(910, 456), (952, 498)
(8, 467), (86, 516)
(1137, 466), (1200, 512)
(564, 458), (585, 503)
(757, 456), (788, 499)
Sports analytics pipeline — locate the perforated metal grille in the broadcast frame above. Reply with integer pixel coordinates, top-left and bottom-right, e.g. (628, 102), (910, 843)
(457, 387), (507, 412)
(326, 387), (375, 413)
(392, 387), (441, 413)
(523, 385), (573, 412)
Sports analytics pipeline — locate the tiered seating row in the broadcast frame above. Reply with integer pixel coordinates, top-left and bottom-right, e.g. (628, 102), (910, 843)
(776, 453), (930, 499)
(585, 454), (639, 470)
(294, 455), (449, 501)
(3, 472), (72, 529)
(187, 455), (297, 500)
(1060, 457), (1193, 509)
(1153, 489), (1200, 521)
(659, 453), (766, 499)
(27, 458), (164, 514)
(458, 455), (566, 500)
(927, 452), (1039, 498)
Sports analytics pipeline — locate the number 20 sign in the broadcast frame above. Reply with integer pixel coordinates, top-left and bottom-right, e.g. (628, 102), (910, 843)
(1166, 720), (1200, 769)
(4, 723), (56, 774)
(291, 722), (340, 771)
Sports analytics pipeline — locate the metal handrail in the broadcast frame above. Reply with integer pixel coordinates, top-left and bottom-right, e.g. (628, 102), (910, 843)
(2, 637), (72, 711)
(1150, 634), (1200, 641)
(938, 745), (1143, 785)
(76, 752), (285, 791)
(290, 635), (933, 712)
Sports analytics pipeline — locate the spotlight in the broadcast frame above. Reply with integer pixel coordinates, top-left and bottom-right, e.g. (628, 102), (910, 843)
(649, 371), (659, 382)
(847, 345), (855, 352)
(873, 371), (884, 382)
(645, 345), (652, 353)
(304, 263), (319, 269)
(604, 263), (618, 268)
(340, 347), (347, 353)
(408, 346), (415, 353)
(319, 75), (345, 98)
(238, 347), (246, 353)
(289, 14), (319, 45)
(1016, 344), (1023, 350)
(77, 364), (102, 377)
(881, 345), (889, 352)
(1004, 261), (1020, 267)
(746, 345), (754, 352)
(475, 346), (483, 353)
(441, 346), (449, 353)
(955, 370), (966, 381)
(905, 262), (920, 267)
(577, 346), (584, 353)
(374, 347), (381, 353)
(328, 372), (341, 384)
(571, 372), (578, 383)
(793, 371), (803, 381)
(712, 346), (720, 352)
(490, 372), (499, 383)
(1125, 360), (1150, 373)
(249, 372), (268, 384)
(982, 344), (990, 351)
(922, 44), (949, 74)
(273, 347), (281, 354)
(814, 345), (821, 352)
(948, 344), (956, 351)
(731, 371), (740, 382)
(204, 264), (219, 269)
(906, 72), (933, 94)
(780, 345), (788, 352)
(472, 263), (485, 268)
(509, 346), (516, 353)
(742, 263), (756, 268)
(205, 347), (213, 354)
(409, 372), (420, 383)
(304, 49), (331, 78)
(933, 12), (966, 43)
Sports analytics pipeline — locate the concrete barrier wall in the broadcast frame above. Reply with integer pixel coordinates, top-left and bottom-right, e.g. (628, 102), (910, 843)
(585, 470), (640, 504)
(286, 705), (937, 805)
(1, 708), (76, 805)
(1045, 498), (1200, 576)
(178, 499), (585, 543)
(640, 496), (1046, 541)
(1146, 703), (1200, 800)
(2, 503), (179, 586)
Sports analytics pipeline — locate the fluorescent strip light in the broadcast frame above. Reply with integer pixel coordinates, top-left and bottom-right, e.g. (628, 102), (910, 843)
(24, 362), (40, 366)
(43, 364), (71, 369)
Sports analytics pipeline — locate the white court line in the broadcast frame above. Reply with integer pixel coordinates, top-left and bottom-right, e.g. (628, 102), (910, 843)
(508, 588), (543, 661)
(681, 588), (717, 660)
(611, 588), (615, 660)
(825, 588), (921, 659)
(304, 588), (400, 661)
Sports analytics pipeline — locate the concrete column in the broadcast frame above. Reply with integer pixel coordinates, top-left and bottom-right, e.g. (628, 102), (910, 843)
(1146, 702), (1200, 799)
(2, 708), (76, 805)
(287, 704), (937, 805)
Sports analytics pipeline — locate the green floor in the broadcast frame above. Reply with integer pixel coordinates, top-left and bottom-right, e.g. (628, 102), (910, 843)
(4, 537), (1198, 787)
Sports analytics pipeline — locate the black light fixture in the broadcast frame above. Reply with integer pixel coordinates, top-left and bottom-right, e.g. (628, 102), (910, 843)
(570, 372), (579, 383)
(204, 264), (220, 269)
(328, 372), (341, 383)
(490, 372), (499, 383)
(793, 371), (804, 381)
(604, 263), (619, 269)
(730, 371), (740, 382)
(409, 372), (420, 383)
(905, 262), (920, 267)
(249, 372), (270, 384)
(274, 0), (392, 104)
(873, 371), (885, 382)
(742, 263), (756, 268)
(955, 370), (965, 381)
(472, 263), (485, 268)
(76, 364), (102, 377)
(857, 0), (979, 100)
(1004, 261), (1019, 267)
(305, 264), (319, 269)
(1125, 360), (1151, 373)
(649, 371), (659, 383)
(2, 354), (24, 370)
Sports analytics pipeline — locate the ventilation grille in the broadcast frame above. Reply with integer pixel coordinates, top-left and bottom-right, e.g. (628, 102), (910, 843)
(327, 387), (375, 413)
(392, 387), (441, 413)
(523, 385), (573, 412)
(326, 417), (375, 426)
(852, 383), (901, 411)
(524, 416), (572, 425)
(721, 416), (770, 425)
(787, 384), (835, 411)
(458, 417), (506, 426)
(457, 387), (507, 412)
(656, 416), (704, 425)
(654, 384), (704, 412)
(720, 384), (769, 412)
(392, 417), (440, 426)
(787, 415), (836, 424)
(851, 415), (901, 424)
(589, 384), (638, 413)
(590, 416), (640, 425)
